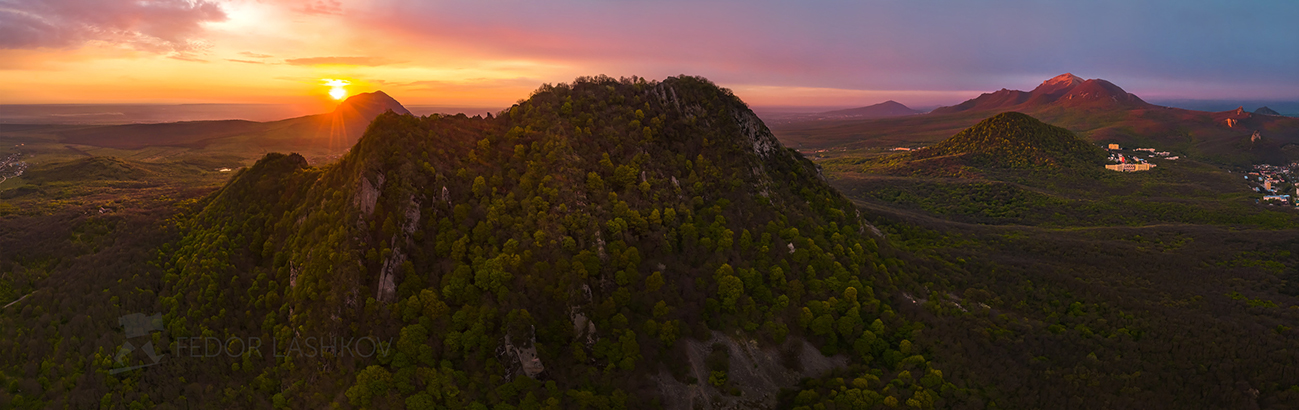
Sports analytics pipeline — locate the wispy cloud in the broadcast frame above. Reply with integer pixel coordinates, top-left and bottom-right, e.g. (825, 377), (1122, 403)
(239, 51), (273, 59)
(0, 0), (227, 53)
(284, 56), (397, 66)
(226, 59), (264, 64)
(168, 53), (208, 63)
(296, 0), (344, 16)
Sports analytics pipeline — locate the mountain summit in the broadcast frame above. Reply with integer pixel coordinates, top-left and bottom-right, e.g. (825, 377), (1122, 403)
(933, 73), (1149, 114)
(1032, 73), (1086, 94)
(1255, 106), (1282, 116)
(333, 90), (411, 117)
(323, 90), (413, 149)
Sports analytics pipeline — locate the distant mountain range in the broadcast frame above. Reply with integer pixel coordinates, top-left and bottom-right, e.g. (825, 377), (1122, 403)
(771, 73), (1299, 165)
(53, 91), (411, 153)
(1147, 100), (1299, 117)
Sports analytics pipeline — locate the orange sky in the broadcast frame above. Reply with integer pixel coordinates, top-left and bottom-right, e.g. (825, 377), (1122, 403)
(2, 0), (1295, 108)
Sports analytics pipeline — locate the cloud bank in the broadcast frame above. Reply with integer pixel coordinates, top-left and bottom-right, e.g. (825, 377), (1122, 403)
(0, 0), (227, 52)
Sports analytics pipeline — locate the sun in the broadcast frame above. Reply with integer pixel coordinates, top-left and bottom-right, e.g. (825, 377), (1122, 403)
(323, 79), (350, 100)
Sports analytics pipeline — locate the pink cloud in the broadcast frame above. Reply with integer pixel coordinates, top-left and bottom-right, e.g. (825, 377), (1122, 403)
(296, 0), (344, 16)
(0, 0), (227, 53)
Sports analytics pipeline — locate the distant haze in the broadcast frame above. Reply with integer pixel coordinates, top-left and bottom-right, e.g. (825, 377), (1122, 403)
(0, 104), (319, 125)
(0, 104), (511, 125)
(1148, 100), (1299, 117)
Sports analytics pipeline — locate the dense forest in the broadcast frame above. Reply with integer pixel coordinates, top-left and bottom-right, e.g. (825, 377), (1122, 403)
(2, 76), (962, 409)
(2, 76), (1297, 410)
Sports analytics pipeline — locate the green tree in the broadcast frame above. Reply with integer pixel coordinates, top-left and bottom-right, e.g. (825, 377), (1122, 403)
(345, 365), (394, 406)
(586, 172), (605, 192)
(645, 271), (664, 292)
(472, 176), (488, 197)
(474, 254), (515, 299)
(717, 276), (744, 312)
(810, 314), (835, 336)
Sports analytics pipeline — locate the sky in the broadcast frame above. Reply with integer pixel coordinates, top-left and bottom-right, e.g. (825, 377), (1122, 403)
(2, 0), (1297, 110)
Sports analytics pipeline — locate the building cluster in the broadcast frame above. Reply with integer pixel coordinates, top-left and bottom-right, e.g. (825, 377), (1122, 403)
(1106, 163), (1156, 172)
(1103, 144), (1160, 172)
(1247, 162), (1297, 208)
(0, 150), (29, 185)
(1133, 147), (1177, 160)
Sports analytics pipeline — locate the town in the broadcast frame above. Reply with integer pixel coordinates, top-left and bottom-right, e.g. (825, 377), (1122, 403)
(0, 149), (29, 185)
(1247, 162), (1297, 208)
(1101, 143), (1294, 208)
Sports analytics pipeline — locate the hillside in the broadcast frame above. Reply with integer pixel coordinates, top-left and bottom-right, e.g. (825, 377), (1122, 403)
(22, 157), (155, 183)
(911, 112), (1107, 169)
(839, 112), (1109, 178)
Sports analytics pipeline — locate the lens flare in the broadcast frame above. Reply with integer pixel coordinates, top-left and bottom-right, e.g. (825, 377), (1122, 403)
(323, 79), (350, 100)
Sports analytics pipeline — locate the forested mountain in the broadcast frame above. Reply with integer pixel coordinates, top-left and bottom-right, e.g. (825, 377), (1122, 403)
(911, 112), (1107, 169)
(1, 76), (960, 409)
(842, 112), (1108, 178)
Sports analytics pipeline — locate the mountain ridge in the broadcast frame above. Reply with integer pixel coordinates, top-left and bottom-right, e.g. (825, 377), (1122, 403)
(770, 74), (1299, 165)
(932, 73), (1150, 114)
